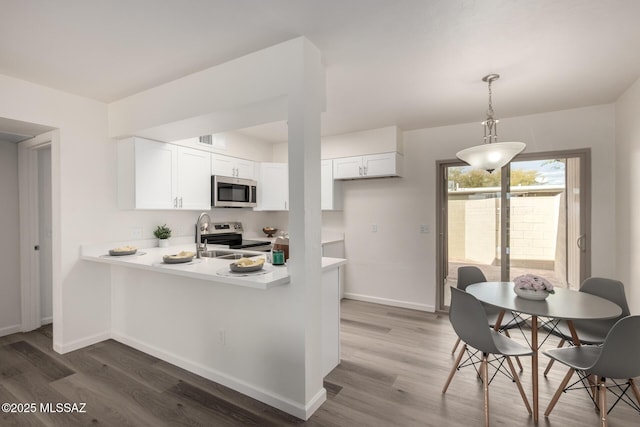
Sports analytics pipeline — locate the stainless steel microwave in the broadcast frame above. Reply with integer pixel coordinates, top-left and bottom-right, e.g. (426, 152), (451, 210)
(212, 175), (257, 208)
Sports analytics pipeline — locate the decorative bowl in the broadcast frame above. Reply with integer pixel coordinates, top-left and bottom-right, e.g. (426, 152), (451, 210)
(230, 262), (264, 273)
(513, 286), (550, 301)
(263, 227), (278, 237)
(109, 247), (137, 256)
(163, 251), (195, 264)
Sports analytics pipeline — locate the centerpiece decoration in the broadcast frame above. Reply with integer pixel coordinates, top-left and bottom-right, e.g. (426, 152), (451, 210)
(513, 274), (554, 300)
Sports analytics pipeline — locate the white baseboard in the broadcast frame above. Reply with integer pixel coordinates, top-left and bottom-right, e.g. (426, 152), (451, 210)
(0, 324), (21, 338)
(111, 332), (324, 420)
(41, 317), (53, 325)
(343, 292), (435, 312)
(54, 331), (111, 354)
(304, 387), (327, 420)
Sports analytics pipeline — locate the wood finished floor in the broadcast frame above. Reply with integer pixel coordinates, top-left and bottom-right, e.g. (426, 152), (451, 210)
(0, 300), (638, 426)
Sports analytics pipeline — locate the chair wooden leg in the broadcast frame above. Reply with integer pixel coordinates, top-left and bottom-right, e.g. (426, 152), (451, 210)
(588, 374), (598, 406)
(543, 339), (565, 377)
(451, 337), (461, 355)
(482, 353), (490, 427)
(442, 344), (467, 393)
(506, 356), (532, 415)
(545, 367), (575, 416)
(598, 377), (607, 427)
(503, 330), (524, 371)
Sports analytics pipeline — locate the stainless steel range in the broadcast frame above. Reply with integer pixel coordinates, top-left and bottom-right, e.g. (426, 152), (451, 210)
(196, 221), (272, 252)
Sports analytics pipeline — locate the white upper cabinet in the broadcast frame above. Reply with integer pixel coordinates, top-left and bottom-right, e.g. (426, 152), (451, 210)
(211, 153), (255, 180)
(332, 156), (362, 180)
(176, 147), (211, 210)
(255, 162), (288, 211)
(234, 158), (256, 180)
(127, 137), (177, 209)
(321, 159), (343, 210)
(333, 152), (403, 180)
(118, 137), (211, 210)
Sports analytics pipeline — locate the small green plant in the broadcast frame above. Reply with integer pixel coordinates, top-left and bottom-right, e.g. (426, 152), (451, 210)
(153, 224), (172, 239)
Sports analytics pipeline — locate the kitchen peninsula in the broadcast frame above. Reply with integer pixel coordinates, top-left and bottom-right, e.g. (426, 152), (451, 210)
(81, 240), (346, 417)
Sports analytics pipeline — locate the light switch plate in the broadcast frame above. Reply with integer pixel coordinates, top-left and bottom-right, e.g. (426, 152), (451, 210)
(130, 226), (143, 239)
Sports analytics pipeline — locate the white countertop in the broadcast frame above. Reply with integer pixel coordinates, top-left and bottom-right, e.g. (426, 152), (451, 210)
(81, 242), (345, 291)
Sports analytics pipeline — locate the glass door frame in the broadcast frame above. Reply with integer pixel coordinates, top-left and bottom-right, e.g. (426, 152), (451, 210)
(436, 148), (591, 312)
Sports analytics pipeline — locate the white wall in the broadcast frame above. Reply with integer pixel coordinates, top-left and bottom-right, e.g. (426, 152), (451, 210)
(0, 75), (115, 350)
(615, 76), (640, 314)
(342, 105), (617, 311)
(0, 139), (21, 336)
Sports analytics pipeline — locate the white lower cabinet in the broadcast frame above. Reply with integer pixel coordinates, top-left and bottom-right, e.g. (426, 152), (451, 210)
(333, 152), (403, 179)
(118, 137), (211, 210)
(322, 266), (341, 376)
(255, 162), (288, 211)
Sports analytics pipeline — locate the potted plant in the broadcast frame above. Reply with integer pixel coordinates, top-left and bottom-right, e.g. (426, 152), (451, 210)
(154, 224), (172, 248)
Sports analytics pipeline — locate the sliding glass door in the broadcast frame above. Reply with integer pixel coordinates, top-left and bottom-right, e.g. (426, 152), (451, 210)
(437, 150), (590, 310)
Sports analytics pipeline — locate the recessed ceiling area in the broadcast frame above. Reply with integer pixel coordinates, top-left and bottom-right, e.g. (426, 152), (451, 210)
(2, 1), (640, 138)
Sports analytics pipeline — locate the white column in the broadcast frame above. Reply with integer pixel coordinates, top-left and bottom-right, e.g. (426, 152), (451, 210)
(287, 38), (326, 415)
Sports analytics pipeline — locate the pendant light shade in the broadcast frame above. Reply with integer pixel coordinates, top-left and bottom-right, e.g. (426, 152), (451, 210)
(456, 74), (525, 172)
(456, 141), (526, 173)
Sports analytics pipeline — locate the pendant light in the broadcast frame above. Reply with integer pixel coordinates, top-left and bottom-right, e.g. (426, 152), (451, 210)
(456, 74), (525, 172)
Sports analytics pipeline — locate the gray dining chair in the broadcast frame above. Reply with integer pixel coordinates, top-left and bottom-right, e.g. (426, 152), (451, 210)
(443, 287), (533, 427)
(542, 277), (630, 376)
(450, 266), (525, 370)
(543, 315), (640, 426)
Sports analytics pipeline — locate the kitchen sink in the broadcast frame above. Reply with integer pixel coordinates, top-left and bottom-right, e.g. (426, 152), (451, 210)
(199, 250), (257, 259)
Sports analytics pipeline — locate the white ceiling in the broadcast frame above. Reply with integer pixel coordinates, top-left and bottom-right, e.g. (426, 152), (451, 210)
(2, 0), (640, 142)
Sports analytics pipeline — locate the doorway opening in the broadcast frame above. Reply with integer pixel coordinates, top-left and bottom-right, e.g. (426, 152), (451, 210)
(436, 149), (591, 310)
(19, 131), (57, 332)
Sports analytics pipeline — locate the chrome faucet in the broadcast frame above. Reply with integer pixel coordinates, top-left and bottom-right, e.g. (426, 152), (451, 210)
(196, 212), (211, 258)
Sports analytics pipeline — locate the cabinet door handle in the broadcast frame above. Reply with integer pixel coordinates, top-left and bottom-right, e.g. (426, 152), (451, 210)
(173, 197), (178, 208)
(359, 166), (362, 176)
(364, 166), (368, 176)
(179, 197), (183, 208)
(284, 201), (287, 210)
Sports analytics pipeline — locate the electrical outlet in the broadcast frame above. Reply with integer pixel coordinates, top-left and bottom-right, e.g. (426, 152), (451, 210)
(372, 224), (378, 233)
(420, 224), (430, 234)
(130, 226), (143, 239)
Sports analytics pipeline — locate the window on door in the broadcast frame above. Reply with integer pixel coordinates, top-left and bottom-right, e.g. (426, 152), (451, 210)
(436, 149), (591, 310)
